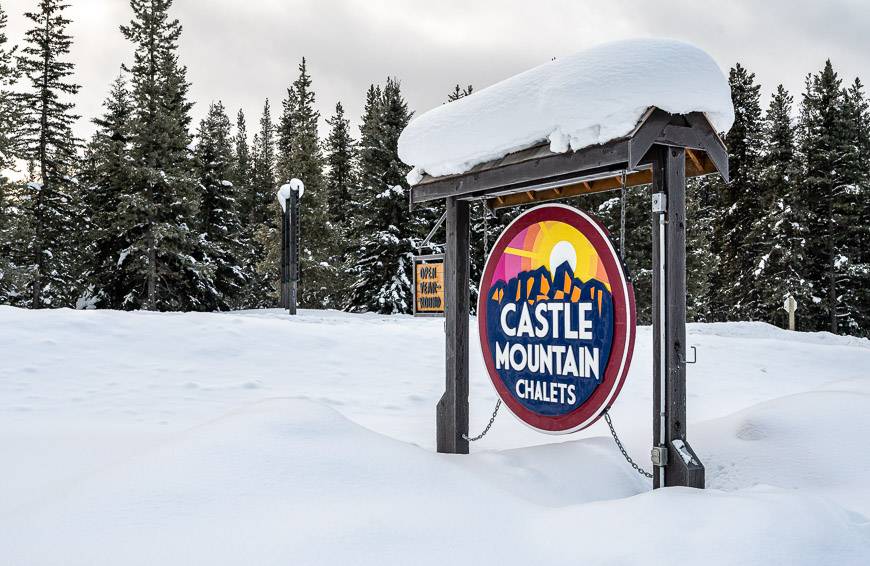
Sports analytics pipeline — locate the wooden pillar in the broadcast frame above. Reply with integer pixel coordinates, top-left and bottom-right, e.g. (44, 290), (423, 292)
(651, 145), (705, 488)
(437, 196), (470, 454)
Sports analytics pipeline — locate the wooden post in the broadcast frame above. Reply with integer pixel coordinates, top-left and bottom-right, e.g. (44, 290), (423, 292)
(651, 146), (704, 488)
(437, 196), (470, 454)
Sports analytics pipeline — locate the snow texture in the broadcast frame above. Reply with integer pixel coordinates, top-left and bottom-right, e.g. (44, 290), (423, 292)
(398, 38), (735, 183)
(1, 308), (869, 565)
(276, 178), (304, 212)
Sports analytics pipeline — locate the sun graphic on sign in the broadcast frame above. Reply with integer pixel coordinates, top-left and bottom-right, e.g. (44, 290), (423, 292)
(495, 220), (610, 290)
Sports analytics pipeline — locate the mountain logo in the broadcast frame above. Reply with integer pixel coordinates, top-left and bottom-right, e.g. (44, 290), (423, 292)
(478, 204), (636, 434)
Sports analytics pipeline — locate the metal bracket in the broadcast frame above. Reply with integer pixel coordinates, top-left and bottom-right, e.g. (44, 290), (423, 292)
(651, 192), (667, 214)
(651, 445), (669, 467)
(419, 211), (447, 251)
(679, 345), (697, 365)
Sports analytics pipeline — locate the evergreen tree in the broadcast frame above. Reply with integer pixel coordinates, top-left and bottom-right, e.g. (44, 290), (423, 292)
(276, 58), (333, 307)
(16, 0), (82, 308)
(324, 101), (355, 225)
(0, 3), (18, 171)
(195, 101), (245, 309)
(232, 109), (251, 218)
(685, 177), (714, 321)
(249, 100), (276, 226)
(797, 60), (854, 332)
(323, 101), (357, 303)
(120, 0), (213, 311)
(835, 78), (870, 334)
(708, 63), (764, 321)
(0, 4), (24, 304)
(244, 99), (277, 307)
(80, 74), (135, 308)
(347, 79), (416, 313)
(447, 84), (473, 102)
(753, 85), (810, 327)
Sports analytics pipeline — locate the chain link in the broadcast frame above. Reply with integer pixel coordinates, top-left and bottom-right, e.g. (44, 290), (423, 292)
(619, 170), (627, 259)
(603, 410), (653, 479)
(464, 399), (501, 442)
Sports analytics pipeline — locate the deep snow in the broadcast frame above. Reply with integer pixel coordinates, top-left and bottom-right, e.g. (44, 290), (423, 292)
(1, 307), (869, 564)
(399, 39), (734, 182)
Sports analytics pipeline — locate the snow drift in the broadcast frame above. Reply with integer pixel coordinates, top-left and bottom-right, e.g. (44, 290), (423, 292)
(398, 38), (734, 182)
(1, 308), (869, 565)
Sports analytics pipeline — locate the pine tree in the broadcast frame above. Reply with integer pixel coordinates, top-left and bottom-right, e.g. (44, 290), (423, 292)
(249, 100), (276, 227)
(0, 3), (19, 171)
(752, 85), (810, 327)
(120, 0), (213, 311)
(195, 101), (245, 309)
(232, 109), (251, 218)
(275, 58), (334, 307)
(708, 63), (764, 321)
(322, 101), (357, 304)
(80, 74), (135, 308)
(16, 0), (82, 308)
(0, 4), (24, 304)
(447, 84), (473, 102)
(347, 79), (416, 313)
(324, 101), (355, 225)
(244, 99), (277, 307)
(835, 78), (870, 334)
(798, 60), (854, 332)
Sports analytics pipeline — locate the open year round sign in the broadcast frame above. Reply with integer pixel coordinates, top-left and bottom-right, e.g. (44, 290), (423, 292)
(478, 204), (636, 434)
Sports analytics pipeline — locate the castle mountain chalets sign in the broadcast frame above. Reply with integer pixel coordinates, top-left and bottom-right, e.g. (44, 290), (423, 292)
(478, 204), (636, 433)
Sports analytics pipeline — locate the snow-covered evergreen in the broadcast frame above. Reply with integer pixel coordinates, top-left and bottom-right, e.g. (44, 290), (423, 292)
(347, 79), (417, 314)
(277, 59), (334, 308)
(80, 75), (135, 309)
(16, 0), (82, 308)
(194, 101), (246, 310)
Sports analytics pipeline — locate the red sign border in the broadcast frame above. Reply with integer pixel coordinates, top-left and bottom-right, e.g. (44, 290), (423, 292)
(477, 204), (636, 434)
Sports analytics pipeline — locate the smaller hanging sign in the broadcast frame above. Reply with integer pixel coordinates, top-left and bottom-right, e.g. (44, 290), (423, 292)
(414, 254), (445, 317)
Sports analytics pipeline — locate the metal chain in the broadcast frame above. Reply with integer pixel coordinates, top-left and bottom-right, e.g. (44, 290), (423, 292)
(464, 399), (501, 442)
(619, 170), (627, 259)
(603, 410), (653, 479)
(463, 203), (501, 444)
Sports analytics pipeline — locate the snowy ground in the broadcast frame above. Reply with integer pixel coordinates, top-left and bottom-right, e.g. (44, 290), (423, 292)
(1, 306), (869, 564)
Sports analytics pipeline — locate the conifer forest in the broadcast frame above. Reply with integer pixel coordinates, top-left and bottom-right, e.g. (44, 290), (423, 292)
(0, 0), (868, 337)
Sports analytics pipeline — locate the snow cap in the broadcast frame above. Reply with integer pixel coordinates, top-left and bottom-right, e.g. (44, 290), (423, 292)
(277, 178), (305, 212)
(399, 38), (734, 184)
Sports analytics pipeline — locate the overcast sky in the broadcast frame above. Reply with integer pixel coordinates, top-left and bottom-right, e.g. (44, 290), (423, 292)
(4, 0), (870, 144)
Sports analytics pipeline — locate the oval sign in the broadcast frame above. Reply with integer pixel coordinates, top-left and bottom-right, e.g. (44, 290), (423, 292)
(478, 204), (636, 434)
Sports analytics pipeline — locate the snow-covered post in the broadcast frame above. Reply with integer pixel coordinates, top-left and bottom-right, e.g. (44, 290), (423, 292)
(278, 179), (304, 315)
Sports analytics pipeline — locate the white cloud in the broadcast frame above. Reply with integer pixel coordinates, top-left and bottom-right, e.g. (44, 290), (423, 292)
(4, 0), (869, 144)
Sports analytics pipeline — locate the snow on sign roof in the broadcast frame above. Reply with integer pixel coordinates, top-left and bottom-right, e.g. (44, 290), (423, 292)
(398, 38), (734, 185)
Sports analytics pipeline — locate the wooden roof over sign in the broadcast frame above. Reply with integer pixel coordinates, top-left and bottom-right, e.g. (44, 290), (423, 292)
(409, 108), (729, 209)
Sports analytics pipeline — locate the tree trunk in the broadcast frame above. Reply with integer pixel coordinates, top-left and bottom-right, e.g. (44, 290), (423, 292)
(33, 15), (51, 309)
(828, 195), (837, 334)
(147, 231), (157, 311)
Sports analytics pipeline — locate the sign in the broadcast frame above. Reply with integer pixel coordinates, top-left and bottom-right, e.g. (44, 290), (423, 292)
(477, 204), (636, 433)
(783, 295), (797, 330)
(414, 254), (445, 316)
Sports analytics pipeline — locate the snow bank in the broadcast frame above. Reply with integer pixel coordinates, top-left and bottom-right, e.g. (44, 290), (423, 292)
(398, 38), (734, 182)
(2, 308), (870, 564)
(276, 178), (304, 212)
